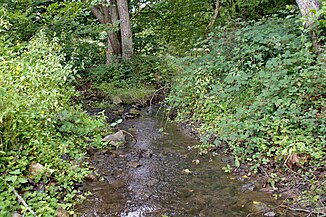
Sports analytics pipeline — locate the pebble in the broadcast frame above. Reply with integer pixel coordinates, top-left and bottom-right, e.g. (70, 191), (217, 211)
(57, 208), (69, 217)
(85, 173), (98, 182)
(128, 108), (141, 116)
(264, 211), (276, 217)
(241, 182), (256, 192)
(127, 161), (142, 168)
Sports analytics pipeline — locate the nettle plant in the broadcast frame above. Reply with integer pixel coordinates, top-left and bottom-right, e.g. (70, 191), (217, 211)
(167, 14), (325, 172)
(0, 33), (108, 216)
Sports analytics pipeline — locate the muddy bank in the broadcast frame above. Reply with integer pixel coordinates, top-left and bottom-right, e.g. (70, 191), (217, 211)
(74, 108), (306, 216)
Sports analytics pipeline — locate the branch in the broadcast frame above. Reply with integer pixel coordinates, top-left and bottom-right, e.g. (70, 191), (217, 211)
(207, 0), (220, 32)
(130, 4), (151, 20)
(7, 184), (38, 216)
(91, 5), (106, 24)
(280, 204), (326, 215)
(148, 85), (168, 112)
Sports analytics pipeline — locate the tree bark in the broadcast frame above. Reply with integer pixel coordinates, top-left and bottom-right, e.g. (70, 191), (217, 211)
(207, 0), (220, 32)
(295, 0), (322, 54)
(116, 0), (134, 59)
(295, 0), (321, 17)
(108, 0), (122, 56)
(91, 3), (122, 63)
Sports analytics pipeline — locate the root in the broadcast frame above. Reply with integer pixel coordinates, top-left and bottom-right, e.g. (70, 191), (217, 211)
(121, 130), (137, 144)
(148, 85), (168, 112)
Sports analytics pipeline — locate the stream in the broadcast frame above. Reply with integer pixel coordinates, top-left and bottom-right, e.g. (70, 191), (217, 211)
(76, 108), (281, 217)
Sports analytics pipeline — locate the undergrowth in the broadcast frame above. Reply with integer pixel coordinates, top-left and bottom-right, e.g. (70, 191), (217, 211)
(79, 55), (175, 107)
(167, 13), (325, 208)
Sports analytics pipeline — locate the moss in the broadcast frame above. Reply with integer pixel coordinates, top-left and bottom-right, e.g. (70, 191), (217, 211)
(86, 81), (156, 106)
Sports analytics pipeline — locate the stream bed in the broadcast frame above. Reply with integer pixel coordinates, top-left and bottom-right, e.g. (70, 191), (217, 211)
(76, 108), (282, 217)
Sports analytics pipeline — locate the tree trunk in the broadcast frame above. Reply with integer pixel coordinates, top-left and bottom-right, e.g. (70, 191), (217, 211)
(108, 0), (122, 56)
(296, 0), (321, 17)
(110, 0), (119, 27)
(116, 0), (134, 59)
(295, 0), (322, 54)
(91, 0), (134, 63)
(106, 36), (114, 64)
(207, 0), (220, 32)
(91, 3), (122, 63)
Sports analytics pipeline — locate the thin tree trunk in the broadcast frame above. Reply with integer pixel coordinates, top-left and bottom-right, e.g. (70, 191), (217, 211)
(110, 0), (119, 27)
(295, 0), (322, 54)
(109, 0), (122, 56)
(207, 0), (220, 32)
(116, 0), (134, 59)
(296, 0), (321, 17)
(108, 32), (121, 56)
(106, 36), (113, 64)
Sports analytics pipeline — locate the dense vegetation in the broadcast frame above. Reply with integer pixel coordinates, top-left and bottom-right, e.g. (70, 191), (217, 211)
(0, 33), (109, 214)
(0, 2), (108, 215)
(167, 12), (325, 209)
(0, 0), (325, 216)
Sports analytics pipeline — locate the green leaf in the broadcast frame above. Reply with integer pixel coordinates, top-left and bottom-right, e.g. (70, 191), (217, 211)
(17, 177), (28, 184)
(9, 169), (21, 175)
(234, 156), (240, 168)
(5, 176), (18, 183)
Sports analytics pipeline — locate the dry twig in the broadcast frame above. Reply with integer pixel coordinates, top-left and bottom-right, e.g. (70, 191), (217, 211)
(280, 204), (326, 216)
(7, 184), (37, 216)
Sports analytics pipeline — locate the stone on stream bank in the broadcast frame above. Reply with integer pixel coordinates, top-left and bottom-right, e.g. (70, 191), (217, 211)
(29, 162), (55, 177)
(111, 95), (123, 105)
(103, 130), (126, 147)
(251, 201), (276, 217)
(128, 108), (141, 116)
(56, 208), (70, 217)
(85, 173), (98, 182)
(241, 181), (258, 192)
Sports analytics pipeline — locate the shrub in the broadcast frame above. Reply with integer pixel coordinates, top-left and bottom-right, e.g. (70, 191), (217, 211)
(87, 55), (175, 88)
(167, 13), (325, 183)
(0, 33), (107, 216)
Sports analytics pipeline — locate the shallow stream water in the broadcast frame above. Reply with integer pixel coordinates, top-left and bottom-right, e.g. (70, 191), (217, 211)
(76, 108), (280, 216)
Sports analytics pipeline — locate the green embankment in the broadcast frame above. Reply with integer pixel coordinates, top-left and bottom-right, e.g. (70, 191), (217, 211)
(0, 34), (109, 216)
(0, 34), (174, 216)
(166, 14), (325, 206)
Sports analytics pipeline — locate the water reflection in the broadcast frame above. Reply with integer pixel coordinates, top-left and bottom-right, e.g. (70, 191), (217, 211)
(76, 109), (279, 217)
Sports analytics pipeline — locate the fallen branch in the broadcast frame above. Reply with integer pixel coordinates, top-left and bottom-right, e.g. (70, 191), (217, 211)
(120, 129), (137, 144)
(7, 184), (37, 216)
(245, 195), (325, 217)
(206, 0), (220, 32)
(148, 85), (167, 112)
(280, 204), (326, 216)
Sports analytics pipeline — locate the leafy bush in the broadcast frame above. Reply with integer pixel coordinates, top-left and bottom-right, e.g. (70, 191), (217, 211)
(167, 13), (325, 198)
(0, 33), (108, 216)
(1, 2), (105, 70)
(87, 55), (175, 88)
